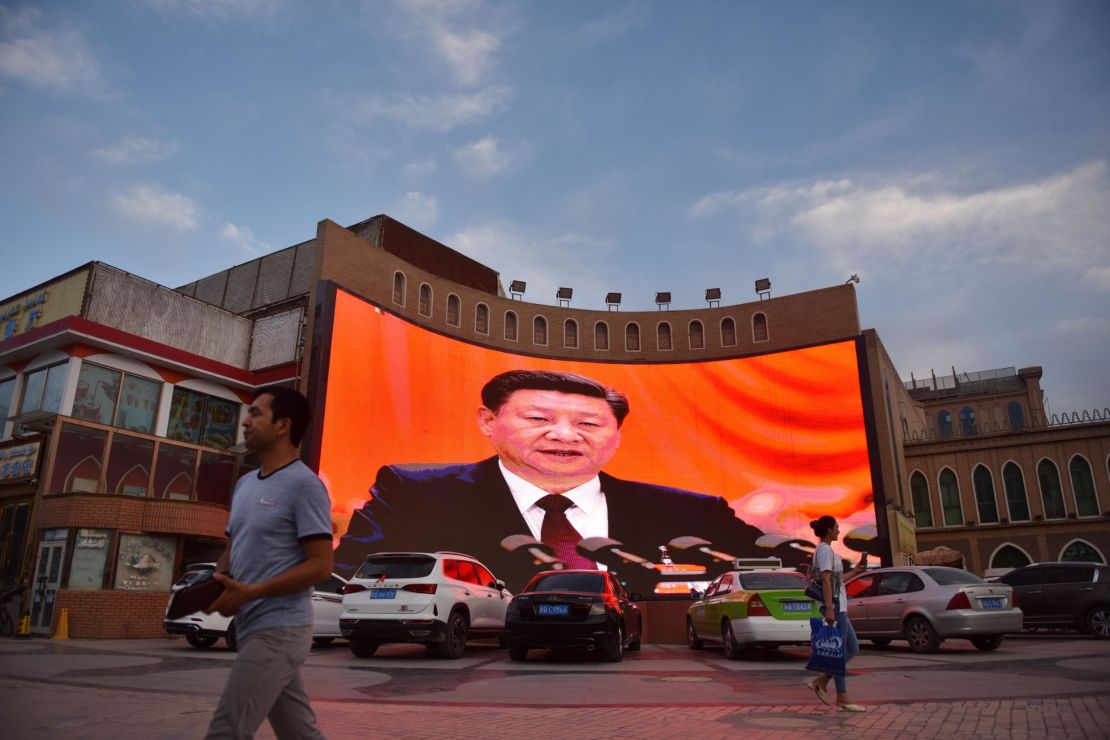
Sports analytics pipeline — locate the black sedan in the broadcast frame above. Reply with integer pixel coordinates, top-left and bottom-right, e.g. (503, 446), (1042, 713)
(505, 570), (643, 662)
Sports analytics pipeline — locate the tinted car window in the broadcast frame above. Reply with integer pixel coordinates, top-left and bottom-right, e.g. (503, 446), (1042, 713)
(878, 572), (924, 595)
(924, 568), (984, 586)
(1050, 566), (1094, 584)
(528, 572), (605, 593)
(457, 561), (480, 585)
(355, 555), (436, 579)
(476, 565), (496, 588)
(443, 559), (461, 580)
(846, 575), (877, 598)
(738, 572), (806, 590)
(314, 575), (344, 594)
(1000, 568), (1043, 587)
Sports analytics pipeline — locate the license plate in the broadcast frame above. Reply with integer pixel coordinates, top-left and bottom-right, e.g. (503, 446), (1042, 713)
(981, 598), (1003, 609)
(537, 603), (570, 616)
(370, 589), (397, 599)
(783, 601), (812, 613)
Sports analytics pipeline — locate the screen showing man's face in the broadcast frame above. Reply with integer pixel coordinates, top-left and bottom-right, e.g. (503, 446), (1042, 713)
(477, 389), (622, 492)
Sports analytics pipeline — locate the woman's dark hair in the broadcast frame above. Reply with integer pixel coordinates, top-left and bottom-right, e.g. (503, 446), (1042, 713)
(810, 515), (837, 538)
(480, 369), (629, 426)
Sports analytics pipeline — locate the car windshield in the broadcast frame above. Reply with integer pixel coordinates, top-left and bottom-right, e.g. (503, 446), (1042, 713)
(738, 572), (805, 590)
(355, 556), (436, 579)
(527, 572), (605, 593)
(924, 568), (984, 585)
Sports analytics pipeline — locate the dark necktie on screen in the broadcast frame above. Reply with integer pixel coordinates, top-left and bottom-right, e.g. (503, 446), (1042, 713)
(536, 494), (597, 570)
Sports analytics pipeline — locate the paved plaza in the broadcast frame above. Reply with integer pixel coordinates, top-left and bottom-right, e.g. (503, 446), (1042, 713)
(2, 632), (1108, 739)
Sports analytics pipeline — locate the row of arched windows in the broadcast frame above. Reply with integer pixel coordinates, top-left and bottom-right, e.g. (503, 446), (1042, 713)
(937, 401), (1026, 437)
(393, 271), (770, 350)
(910, 455), (1105, 528)
(989, 540), (1105, 570)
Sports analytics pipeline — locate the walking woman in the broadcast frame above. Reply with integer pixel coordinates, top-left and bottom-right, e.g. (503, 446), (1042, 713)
(804, 515), (868, 712)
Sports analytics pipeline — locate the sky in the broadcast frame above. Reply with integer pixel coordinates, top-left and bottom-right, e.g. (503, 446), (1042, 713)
(1, 0), (1108, 411)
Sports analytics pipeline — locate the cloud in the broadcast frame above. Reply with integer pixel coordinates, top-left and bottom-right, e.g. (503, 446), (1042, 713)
(112, 185), (199, 231)
(220, 223), (269, 255)
(93, 137), (179, 165)
(453, 136), (511, 176)
(402, 158), (437, 180)
(393, 191), (438, 230)
(577, 4), (649, 45)
(0, 11), (113, 98)
(138, 0), (284, 19)
(348, 87), (510, 132)
(1082, 265), (1110, 291)
(394, 0), (502, 85)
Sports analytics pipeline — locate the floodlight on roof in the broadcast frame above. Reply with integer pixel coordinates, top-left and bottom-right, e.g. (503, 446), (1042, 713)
(508, 279), (526, 299)
(655, 292), (671, 310)
(605, 292), (622, 311)
(556, 287), (573, 307)
(705, 288), (721, 307)
(754, 278), (771, 300)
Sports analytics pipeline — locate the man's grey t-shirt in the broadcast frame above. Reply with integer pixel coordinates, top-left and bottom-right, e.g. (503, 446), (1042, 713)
(226, 460), (332, 640)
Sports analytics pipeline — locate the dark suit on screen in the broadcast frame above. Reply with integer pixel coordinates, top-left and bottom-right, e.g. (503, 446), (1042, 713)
(333, 456), (802, 593)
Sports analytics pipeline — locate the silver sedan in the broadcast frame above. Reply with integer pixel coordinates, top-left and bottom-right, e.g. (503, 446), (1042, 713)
(844, 566), (1023, 653)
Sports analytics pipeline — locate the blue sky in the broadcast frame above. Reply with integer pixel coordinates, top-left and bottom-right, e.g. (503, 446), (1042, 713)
(1, 0), (1108, 410)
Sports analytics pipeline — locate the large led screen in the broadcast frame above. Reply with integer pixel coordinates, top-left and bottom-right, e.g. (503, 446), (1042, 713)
(315, 287), (878, 595)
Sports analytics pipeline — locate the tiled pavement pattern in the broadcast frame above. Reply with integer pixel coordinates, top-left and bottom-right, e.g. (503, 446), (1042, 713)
(3, 635), (1109, 739)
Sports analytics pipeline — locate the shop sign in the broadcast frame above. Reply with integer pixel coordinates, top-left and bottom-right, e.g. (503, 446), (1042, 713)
(43, 528), (68, 542)
(0, 270), (88, 341)
(0, 440), (41, 481)
(115, 533), (177, 592)
(70, 528), (112, 591)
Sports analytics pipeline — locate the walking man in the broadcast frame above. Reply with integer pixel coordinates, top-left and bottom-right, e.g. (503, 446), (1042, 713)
(205, 386), (333, 739)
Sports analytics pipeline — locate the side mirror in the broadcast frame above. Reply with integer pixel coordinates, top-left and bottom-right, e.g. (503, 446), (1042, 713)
(495, 580), (506, 591)
(689, 589), (702, 600)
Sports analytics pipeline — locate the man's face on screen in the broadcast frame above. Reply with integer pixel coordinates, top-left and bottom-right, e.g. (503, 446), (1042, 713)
(478, 389), (622, 493)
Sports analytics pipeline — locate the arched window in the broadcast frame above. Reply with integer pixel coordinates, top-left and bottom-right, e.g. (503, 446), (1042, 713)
(752, 312), (768, 342)
(446, 294), (460, 327)
(475, 303), (489, 334)
(721, 317), (736, 347)
(564, 319), (578, 349)
(973, 465), (999, 523)
(960, 407), (976, 436)
(392, 271), (406, 306)
(625, 322), (640, 351)
(990, 544), (1032, 570)
(937, 410), (953, 439)
(594, 321), (609, 351)
(1060, 540), (1105, 563)
(689, 320), (704, 350)
(1002, 462), (1030, 521)
(657, 322), (672, 351)
(1069, 456), (1099, 517)
(1037, 459), (1066, 519)
(1007, 401), (1024, 431)
(533, 316), (547, 346)
(504, 311), (518, 342)
(939, 468), (962, 526)
(418, 283), (432, 317)
(910, 471), (933, 528)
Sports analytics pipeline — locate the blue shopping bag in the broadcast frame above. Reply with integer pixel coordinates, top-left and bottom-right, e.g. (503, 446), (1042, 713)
(806, 618), (846, 676)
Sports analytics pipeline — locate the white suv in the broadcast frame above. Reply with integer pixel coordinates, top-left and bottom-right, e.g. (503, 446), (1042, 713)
(163, 563), (348, 649)
(340, 551), (511, 659)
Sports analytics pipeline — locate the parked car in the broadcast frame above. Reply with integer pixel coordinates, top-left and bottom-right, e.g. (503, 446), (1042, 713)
(996, 562), (1110, 638)
(163, 563), (348, 649)
(686, 562), (820, 658)
(844, 566), (1022, 653)
(505, 569), (642, 662)
(340, 551), (511, 658)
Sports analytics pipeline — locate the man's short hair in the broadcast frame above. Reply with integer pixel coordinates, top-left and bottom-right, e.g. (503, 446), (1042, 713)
(253, 385), (312, 446)
(480, 370), (630, 426)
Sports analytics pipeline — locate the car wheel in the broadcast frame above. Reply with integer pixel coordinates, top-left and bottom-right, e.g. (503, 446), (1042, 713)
(436, 611), (468, 659)
(508, 644), (528, 661)
(313, 637), (335, 647)
(224, 620), (238, 652)
(970, 635), (1003, 651)
(686, 618), (704, 650)
(186, 633), (218, 649)
(603, 626), (624, 662)
(1087, 606), (1110, 639)
(349, 638), (379, 658)
(628, 622), (642, 653)
(905, 616), (940, 654)
(870, 639), (892, 648)
(721, 621), (741, 660)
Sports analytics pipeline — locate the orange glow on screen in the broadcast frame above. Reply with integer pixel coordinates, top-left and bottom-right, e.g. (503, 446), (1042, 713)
(317, 289), (875, 546)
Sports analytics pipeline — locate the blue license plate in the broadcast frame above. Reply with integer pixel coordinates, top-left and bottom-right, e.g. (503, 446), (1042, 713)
(537, 603), (570, 616)
(783, 601), (812, 613)
(370, 589), (396, 599)
(982, 598), (1003, 609)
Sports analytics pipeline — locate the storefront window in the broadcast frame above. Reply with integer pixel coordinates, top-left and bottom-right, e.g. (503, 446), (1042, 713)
(68, 528), (113, 590)
(115, 375), (161, 434)
(19, 362), (68, 415)
(154, 443), (196, 500)
(196, 452), (236, 506)
(72, 363), (121, 425)
(50, 423), (109, 493)
(0, 376), (15, 430)
(167, 388), (240, 449)
(106, 434), (154, 496)
(114, 533), (177, 592)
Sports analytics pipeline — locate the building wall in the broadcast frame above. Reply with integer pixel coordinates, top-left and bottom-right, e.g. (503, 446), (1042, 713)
(53, 590), (169, 638)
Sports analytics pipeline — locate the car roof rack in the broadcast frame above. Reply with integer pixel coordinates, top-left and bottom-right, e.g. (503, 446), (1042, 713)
(733, 557), (783, 571)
